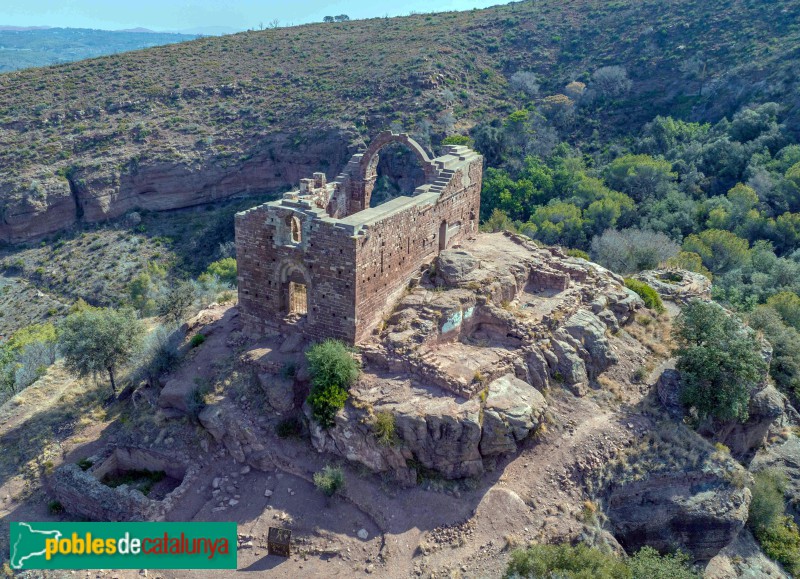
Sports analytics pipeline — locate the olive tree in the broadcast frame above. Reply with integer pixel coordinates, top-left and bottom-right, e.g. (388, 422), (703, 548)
(58, 307), (145, 394)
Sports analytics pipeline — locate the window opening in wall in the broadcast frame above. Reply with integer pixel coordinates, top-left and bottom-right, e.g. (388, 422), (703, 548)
(289, 216), (302, 244)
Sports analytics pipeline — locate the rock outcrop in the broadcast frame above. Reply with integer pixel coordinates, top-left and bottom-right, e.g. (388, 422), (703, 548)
(634, 268), (712, 304)
(606, 470), (751, 561)
(309, 373), (548, 483)
(479, 374), (547, 456)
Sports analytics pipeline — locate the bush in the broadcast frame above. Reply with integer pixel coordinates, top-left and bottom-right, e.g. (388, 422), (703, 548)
(157, 280), (197, 324)
(748, 469), (800, 576)
(373, 411), (397, 446)
(313, 465), (344, 497)
(748, 469), (787, 533)
(629, 546), (700, 579)
(504, 543), (629, 579)
(674, 300), (766, 422)
(134, 324), (183, 386)
(47, 500), (64, 515)
(592, 228), (679, 273)
(748, 306), (800, 402)
(567, 248), (590, 260)
(306, 340), (359, 428)
(757, 517), (800, 576)
(624, 279), (665, 313)
(203, 257), (237, 286)
(190, 333), (206, 348)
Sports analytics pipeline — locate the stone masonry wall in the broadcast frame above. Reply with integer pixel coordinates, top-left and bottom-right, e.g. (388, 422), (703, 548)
(353, 159), (482, 342)
(236, 133), (483, 344)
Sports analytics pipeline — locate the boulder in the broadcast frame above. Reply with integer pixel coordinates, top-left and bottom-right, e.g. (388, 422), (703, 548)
(436, 250), (479, 286)
(563, 309), (619, 377)
(634, 269), (712, 304)
(258, 373), (295, 413)
(158, 379), (193, 414)
(479, 374), (547, 456)
(549, 339), (588, 395)
(712, 384), (786, 458)
(606, 470), (751, 561)
(394, 398), (484, 479)
(307, 404), (411, 481)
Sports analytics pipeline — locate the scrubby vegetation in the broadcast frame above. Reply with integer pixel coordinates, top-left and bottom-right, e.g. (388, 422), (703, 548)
(313, 465), (345, 497)
(673, 300), (766, 423)
(504, 542), (699, 579)
(305, 339), (359, 428)
(624, 279), (665, 314)
(748, 469), (800, 577)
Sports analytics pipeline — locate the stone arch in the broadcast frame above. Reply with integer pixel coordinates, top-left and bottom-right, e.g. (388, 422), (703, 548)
(347, 131), (438, 214)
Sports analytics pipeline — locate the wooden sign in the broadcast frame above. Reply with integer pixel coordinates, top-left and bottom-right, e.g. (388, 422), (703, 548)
(267, 527), (292, 557)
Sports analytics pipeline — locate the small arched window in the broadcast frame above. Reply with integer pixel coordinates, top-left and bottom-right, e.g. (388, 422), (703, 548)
(288, 215), (302, 244)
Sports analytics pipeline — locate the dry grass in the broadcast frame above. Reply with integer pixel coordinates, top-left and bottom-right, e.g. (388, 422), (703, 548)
(588, 417), (743, 496)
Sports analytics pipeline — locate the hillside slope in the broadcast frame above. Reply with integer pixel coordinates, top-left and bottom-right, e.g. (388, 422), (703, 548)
(1, 0), (799, 243)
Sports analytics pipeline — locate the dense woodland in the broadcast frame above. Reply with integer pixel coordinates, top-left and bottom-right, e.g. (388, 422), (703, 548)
(467, 85), (800, 407)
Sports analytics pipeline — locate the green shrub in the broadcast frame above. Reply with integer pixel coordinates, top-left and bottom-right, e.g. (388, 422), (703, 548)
(749, 467), (783, 517)
(624, 279), (665, 314)
(504, 543), (629, 579)
(190, 333), (206, 348)
(441, 134), (473, 147)
(629, 546), (700, 579)
(373, 411), (397, 446)
(77, 458), (94, 471)
(675, 300), (766, 422)
(757, 517), (800, 577)
(567, 248), (590, 260)
(204, 257), (237, 286)
(306, 339), (359, 428)
(313, 465), (344, 497)
(748, 468), (800, 575)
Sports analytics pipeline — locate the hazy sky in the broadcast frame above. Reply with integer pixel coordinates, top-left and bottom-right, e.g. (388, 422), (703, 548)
(1, 0), (510, 32)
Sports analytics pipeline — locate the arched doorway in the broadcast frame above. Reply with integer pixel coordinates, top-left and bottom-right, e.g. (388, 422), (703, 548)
(277, 261), (311, 323)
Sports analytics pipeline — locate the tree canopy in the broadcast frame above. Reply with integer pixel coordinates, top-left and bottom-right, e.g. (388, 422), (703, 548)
(58, 306), (144, 394)
(674, 300), (766, 422)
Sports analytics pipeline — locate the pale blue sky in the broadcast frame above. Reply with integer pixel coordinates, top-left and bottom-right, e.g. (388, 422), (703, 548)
(1, 0), (510, 32)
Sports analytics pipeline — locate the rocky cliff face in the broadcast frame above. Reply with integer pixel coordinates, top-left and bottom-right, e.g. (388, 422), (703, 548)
(1, 128), (358, 243)
(606, 470), (751, 561)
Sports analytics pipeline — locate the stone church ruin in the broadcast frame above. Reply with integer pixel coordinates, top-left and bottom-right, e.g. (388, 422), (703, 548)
(235, 132), (483, 343)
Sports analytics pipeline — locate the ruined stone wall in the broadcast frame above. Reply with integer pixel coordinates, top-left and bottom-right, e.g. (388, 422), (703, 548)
(236, 133), (483, 344)
(236, 208), (358, 342)
(353, 159), (482, 342)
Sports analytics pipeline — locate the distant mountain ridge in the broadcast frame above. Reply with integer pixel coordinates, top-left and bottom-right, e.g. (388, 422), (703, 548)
(0, 27), (199, 73)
